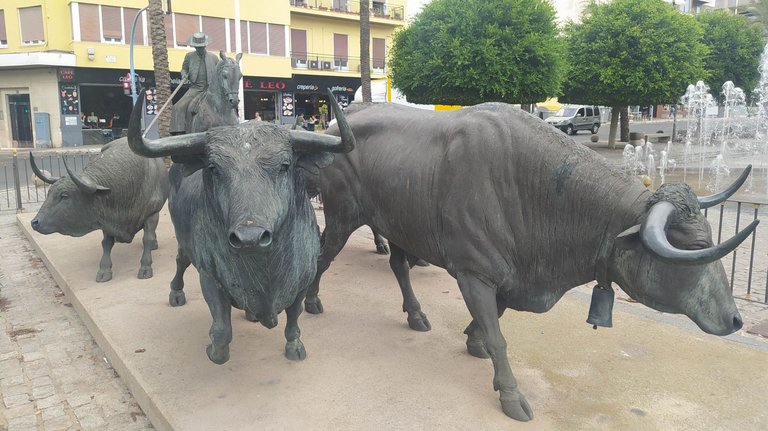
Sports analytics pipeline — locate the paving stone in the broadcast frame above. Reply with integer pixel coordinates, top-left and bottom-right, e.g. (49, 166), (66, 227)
(36, 393), (61, 410)
(3, 393), (32, 409)
(0, 374), (25, 388)
(41, 403), (67, 421)
(66, 393), (92, 408)
(78, 414), (107, 430)
(6, 413), (37, 428)
(31, 384), (55, 399)
(43, 414), (73, 431)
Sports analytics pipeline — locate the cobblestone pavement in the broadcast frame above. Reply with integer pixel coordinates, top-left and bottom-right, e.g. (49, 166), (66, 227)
(0, 215), (153, 431)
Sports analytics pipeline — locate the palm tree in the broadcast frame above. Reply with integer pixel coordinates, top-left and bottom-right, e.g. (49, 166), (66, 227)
(747, 0), (768, 38)
(360, 1), (372, 102)
(148, 0), (172, 138)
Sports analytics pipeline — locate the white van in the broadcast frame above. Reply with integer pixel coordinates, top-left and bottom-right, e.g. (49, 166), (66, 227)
(545, 105), (601, 135)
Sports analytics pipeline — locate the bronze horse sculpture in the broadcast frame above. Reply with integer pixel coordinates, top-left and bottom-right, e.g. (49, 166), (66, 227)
(179, 51), (243, 134)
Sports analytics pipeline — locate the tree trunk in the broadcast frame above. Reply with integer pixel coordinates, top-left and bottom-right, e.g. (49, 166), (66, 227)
(608, 106), (620, 149)
(148, 0), (172, 138)
(619, 106), (629, 143)
(360, 1), (372, 103)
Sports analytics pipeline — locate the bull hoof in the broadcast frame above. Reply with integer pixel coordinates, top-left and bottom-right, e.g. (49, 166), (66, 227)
(466, 339), (490, 359)
(96, 270), (112, 283)
(169, 291), (186, 307)
(137, 266), (153, 279)
(150, 241), (159, 251)
(206, 344), (230, 365)
(407, 311), (432, 332)
(375, 243), (390, 255)
(285, 339), (306, 361)
(245, 310), (259, 322)
(304, 298), (324, 314)
(414, 259), (430, 267)
(500, 390), (533, 422)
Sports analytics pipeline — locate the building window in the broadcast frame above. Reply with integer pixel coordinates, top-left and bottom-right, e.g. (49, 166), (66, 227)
(79, 4), (99, 42)
(19, 6), (45, 45)
(372, 37), (385, 72)
(291, 28), (307, 68)
(123, 7), (145, 46)
(333, 0), (350, 12)
(0, 10), (7, 46)
(101, 6), (123, 43)
(333, 33), (348, 71)
(268, 24), (285, 57)
(202, 16), (226, 52)
(248, 21), (267, 55)
(175, 13), (199, 47)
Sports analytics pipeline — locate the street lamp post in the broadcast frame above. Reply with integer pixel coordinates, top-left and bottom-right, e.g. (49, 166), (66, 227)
(128, 6), (148, 106)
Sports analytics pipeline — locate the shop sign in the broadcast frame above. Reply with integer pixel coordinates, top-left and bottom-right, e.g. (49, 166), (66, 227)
(59, 83), (79, 115)
(281, 92), (295, 117)
(59, 68), (75, 81)
(244, 78), (287, 90)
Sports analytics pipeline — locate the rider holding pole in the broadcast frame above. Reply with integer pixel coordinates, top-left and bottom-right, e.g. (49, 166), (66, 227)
(170, 32), (220, 135)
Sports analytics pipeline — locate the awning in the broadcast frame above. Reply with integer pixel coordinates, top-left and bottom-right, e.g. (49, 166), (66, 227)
(537, 97), (562, 112)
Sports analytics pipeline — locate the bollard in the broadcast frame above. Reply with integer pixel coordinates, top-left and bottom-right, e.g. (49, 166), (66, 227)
(12, 149), (23, 211)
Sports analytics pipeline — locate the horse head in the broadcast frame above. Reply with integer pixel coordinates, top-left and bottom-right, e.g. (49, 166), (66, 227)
(216, 51), (243, 110)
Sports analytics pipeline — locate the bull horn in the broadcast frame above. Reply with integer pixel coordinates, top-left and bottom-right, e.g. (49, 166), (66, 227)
(289, 89), (355, 153)
(698, 165), (752, 209)
(29, 152), (59, 184)
(126, 89), (206, 158)
(63, 158), (110, 194)
(641, 201), (759, 265)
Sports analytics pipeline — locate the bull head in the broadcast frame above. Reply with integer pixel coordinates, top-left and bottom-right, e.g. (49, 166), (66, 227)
(127, 88), (355, 252)
(612, 168), (758, 336)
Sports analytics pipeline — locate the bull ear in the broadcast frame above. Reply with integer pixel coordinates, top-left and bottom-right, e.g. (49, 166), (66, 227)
(614, 224), (640, 249)
(235, 52), (243, 63)
(296, 152), (334, 175)
(171, 155), (205, 177)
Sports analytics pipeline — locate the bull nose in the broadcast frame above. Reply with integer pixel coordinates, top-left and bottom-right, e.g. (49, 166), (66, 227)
(228, 226), (272, 250)
(733, 315), (743, 331)
(31, 218), (40, 230)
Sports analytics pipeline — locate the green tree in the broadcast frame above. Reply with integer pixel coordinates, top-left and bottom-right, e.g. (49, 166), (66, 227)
(698, 10), (763, 103)
(561, 0), (707, 148)
(389, 0), (565, 105)
(746, 0), (768, 38)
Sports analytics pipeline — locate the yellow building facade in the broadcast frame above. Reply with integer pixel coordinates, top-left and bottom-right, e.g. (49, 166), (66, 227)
(0, 0), (407, 148)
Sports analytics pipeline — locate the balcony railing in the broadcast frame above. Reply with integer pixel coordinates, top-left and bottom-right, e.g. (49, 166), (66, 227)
(290, 0), (405, 21)
(291, 52), (386, 74)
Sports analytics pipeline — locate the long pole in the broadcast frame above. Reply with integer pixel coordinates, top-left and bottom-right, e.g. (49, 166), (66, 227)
(129, 6), (148, 105)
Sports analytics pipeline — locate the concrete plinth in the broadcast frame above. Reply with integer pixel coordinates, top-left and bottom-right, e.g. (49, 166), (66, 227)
(17, 210), (768, 430)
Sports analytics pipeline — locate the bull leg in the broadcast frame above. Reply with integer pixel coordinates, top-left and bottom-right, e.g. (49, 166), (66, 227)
(371, 228), (389, 255)
(457, 273), (532, 422)
(169, 248), (191, 307)
(464, 300), (507, 359)
(199, 271), (232, 365)
(137, 212), (160, 279)
(284, 291), (307, 361)
(304, 223), (357, 314)
(96, 233), (115, 282)
(389, 243), (431, 332)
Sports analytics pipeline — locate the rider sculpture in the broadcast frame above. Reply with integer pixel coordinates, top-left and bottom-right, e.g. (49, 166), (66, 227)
(171, 32), (220, 135)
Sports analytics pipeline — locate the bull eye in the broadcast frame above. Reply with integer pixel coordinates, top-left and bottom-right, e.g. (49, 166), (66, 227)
(60, 192), (69, 200)
(279, 162), (290, 173)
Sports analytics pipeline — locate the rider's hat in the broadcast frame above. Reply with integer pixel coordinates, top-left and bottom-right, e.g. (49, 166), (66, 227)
(188, 32), (211, 47)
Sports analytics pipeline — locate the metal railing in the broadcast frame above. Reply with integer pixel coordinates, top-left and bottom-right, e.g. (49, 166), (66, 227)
(0, 150), (96, 212)
(704, 200), (768, 304)
(290, 52), (386, 74)
(290, 0), (406, 21)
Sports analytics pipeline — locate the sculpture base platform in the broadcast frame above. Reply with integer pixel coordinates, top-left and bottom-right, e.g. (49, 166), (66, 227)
(17, 210), (768, 430)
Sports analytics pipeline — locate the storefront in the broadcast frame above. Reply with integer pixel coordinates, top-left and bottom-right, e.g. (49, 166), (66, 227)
(243, 75), (360, 125)
(57, 67), (187, 146)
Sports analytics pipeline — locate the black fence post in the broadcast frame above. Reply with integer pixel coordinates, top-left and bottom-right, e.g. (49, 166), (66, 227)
(12, 149), (23, 211)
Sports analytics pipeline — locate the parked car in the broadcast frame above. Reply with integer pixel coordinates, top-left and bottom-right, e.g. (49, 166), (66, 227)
(545, 105), (601, 135)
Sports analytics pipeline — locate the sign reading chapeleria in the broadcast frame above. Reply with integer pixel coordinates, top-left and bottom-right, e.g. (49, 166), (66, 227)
(243, 75), (361, 94)
(57, 67), (157, 86)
